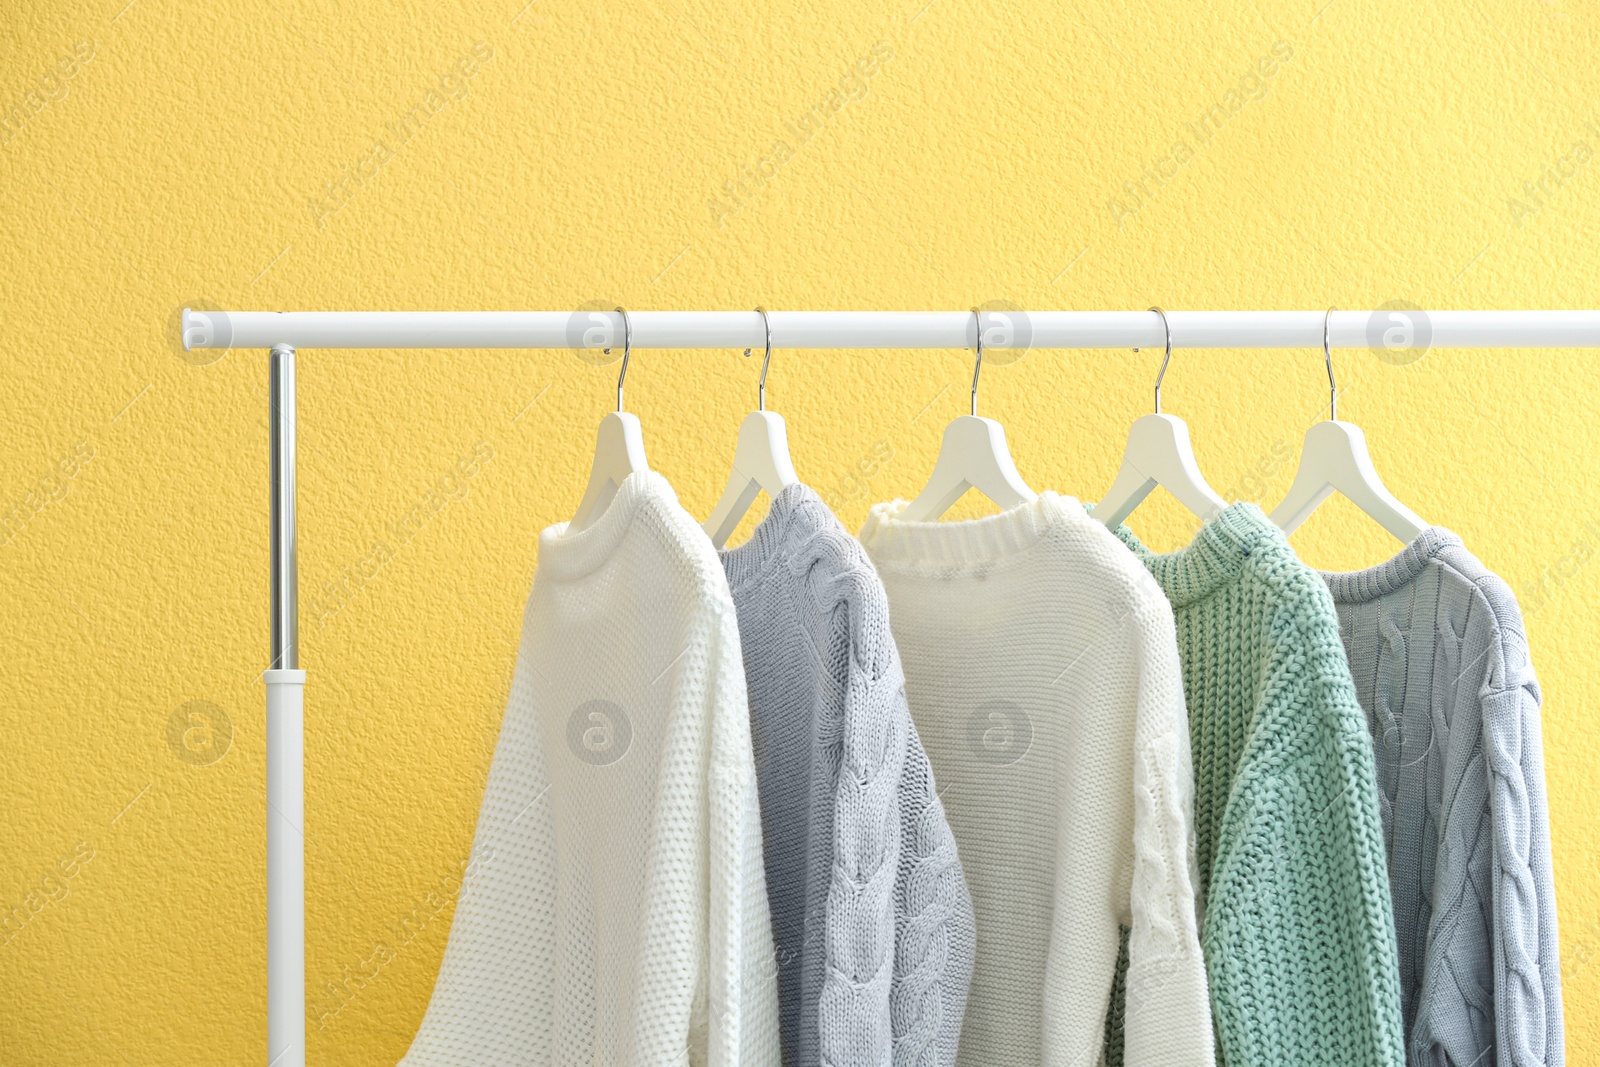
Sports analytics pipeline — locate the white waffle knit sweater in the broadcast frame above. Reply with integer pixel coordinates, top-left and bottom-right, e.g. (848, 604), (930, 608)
(858, 493), (1215, 1067)
(399, 470), (780, 1067)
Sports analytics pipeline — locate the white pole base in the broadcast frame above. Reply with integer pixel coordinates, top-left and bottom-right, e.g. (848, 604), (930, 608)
(264, 668), (306, 1067)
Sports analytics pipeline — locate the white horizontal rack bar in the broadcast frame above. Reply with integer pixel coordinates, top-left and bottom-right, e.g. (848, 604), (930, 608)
(184, 308), (1600, 352)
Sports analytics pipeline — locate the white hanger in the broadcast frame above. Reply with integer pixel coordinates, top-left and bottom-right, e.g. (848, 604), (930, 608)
(566, 307), (649, 535)
(902, 309), (1037, 521)
(1269, 308), (1428, 543)
(704, 308), (800, 549)
(1096, 307), (1227, 528)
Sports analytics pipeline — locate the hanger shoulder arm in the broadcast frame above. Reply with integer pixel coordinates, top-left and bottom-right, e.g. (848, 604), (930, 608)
(904, 415), (1035, 522)
(1270, 421), (1427, 542)
(568, 411), (648, 534)
(1095, 460), (1156, 528)
(1267, 465), (1335, 534)
(1099, 414), (1225, 527)
(738, 411), (799, 494)
(703, 410), (799, 549)
(1336, 475), (1428, 542)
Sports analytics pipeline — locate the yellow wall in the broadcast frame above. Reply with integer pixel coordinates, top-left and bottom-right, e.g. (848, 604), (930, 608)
(1, 0), (1596, 1062)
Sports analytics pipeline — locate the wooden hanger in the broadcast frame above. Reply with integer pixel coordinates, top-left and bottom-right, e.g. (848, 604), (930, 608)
(567, 307), (649, 534)
(903, 309), (1037, 521)
(1270, 308), (1427, 542)
(705, 309), (800, 548)
(1096, 308), (1227, 528)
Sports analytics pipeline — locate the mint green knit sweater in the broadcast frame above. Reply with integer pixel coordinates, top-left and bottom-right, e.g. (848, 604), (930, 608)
(1109, 504), (1405, 1067)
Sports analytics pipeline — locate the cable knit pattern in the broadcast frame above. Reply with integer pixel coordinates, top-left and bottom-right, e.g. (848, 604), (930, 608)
(1322, 528), (1564, 1066)
(1106, 502), (1406, 1067)
(859, 493), (1214, 1067)
(722, 483), (975, 1067)
(399, 471), (779, 1067)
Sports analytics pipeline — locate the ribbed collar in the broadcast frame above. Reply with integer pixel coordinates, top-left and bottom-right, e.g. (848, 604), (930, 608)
(719, 482), (832, 591)
(537, 469), (676, 581)
(1108, 502), (1289, 608)
(1320, 526), (1460, 604)
(857, 492), (1085, 567)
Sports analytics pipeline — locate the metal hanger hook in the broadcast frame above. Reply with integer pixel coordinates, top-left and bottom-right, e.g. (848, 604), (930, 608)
(970, 308), (984, 417)
(608, 306), (631, 413)
(744, 307), (773, 412)
(1149, 306), (1173, 414)
(1323, 306), (1338, 421)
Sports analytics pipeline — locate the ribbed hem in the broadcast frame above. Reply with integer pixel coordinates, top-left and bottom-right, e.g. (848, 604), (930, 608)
(1109, 502), (1288, 608)
(536, 469), (674, 581)
(857, 492), (1086, 567)
(1320, 526), (1460, 604)
(719, 482), (831, 591)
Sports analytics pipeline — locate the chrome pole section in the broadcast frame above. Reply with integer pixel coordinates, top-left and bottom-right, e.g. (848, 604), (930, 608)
(265, 342), (305, 1067)
(270, 343), (298, 672)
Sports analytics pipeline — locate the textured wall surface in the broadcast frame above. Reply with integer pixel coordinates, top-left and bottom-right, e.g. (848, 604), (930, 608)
(1, 1), (1596, 1063)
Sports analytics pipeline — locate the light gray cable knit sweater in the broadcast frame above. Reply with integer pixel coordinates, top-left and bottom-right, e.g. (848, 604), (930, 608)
(1321, 527), (1563, 1067)
(721, 483), (976, 1067)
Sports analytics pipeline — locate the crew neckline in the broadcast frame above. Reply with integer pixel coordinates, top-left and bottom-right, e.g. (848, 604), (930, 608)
(537, 469), (674, 581)
(1319, 526), (1460, 604)
(857, 492), (1086, 567)
(1108, 502), (1288, 607)
(719, 482), (831, 591)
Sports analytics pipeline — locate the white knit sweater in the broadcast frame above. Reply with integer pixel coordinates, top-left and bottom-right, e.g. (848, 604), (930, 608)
(858, 493), (1215, 1067)
(399, 471), (780, 1067)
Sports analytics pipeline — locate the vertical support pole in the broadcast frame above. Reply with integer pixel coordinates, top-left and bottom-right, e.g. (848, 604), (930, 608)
(270, 343), (299, 673)
(264, 343), (306, 1067)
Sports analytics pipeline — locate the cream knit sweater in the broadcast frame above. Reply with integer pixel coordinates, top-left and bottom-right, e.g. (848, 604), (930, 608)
(858, 493), (1214, 1067)
(399, 471), (780, 1067)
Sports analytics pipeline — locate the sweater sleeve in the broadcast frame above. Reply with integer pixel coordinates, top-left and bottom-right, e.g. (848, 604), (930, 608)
(888, 695), (976, 1067)
(1122, 597), (1216, 1067)
(1205, 589), (1406, 1067)
(705, 602), (782, 1067)
(816, 592), (904, 1067)
(816, 557), (976, 1067)
(1479, 607), (1565, 1067)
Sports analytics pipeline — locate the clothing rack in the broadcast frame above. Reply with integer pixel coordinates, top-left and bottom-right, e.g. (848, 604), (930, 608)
(181, 307), (1600, 1067)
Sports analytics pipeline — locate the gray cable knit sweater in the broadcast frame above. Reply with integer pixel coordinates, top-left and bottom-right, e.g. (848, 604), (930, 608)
(721, 483), (976, 1067)
(1322, 527), (1564, 1067)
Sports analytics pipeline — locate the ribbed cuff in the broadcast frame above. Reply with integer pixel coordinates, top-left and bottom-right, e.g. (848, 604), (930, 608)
(1122, 951), (1218, 1067)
